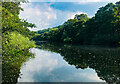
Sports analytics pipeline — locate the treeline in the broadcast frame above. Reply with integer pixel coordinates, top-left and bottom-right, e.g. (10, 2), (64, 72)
(2, 1), (36, 82)
(33, 1), (120, 46)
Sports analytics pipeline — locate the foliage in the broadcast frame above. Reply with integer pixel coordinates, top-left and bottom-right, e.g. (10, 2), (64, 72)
(2, 2), (36, 37)
(2, 1), (36, 57)
(2, 32), (35, 82)
(34, 1), (120, 46)
(2, 32), (36, 57)
(2, 1), (36, 83)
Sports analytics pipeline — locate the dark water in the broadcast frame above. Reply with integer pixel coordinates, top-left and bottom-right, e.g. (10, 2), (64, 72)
(3, 43), (120, 83)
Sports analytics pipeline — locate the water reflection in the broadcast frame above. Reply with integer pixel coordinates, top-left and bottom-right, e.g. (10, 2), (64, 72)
(2, 50), (34, 83)
(2, 42), (120, 83)
(18, 48), (103, 82)
(36, 43), (120, 83)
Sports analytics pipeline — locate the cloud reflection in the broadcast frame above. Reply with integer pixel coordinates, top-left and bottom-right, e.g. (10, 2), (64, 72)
(18, 48), (104, 82)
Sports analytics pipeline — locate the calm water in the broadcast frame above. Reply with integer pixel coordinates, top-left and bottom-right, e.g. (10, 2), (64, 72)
(18, 43), (120, 83)
(18, 49), (103, 82)
(2, 43), (120, 83)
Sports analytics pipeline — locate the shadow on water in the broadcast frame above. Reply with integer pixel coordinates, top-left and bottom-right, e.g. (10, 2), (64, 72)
(37, 42), (120, 84)
(2, 50), (35, 83)
(2, 42), (120, 83)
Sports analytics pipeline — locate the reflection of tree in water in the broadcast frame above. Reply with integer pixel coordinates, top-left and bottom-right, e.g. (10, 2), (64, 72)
(2, 50), (34, 83)
(38, 43), (120, 83)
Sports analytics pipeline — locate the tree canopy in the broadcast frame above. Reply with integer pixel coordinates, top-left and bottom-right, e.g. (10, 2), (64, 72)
(2, 1), (36, 83)
(34, 1), (120, 46)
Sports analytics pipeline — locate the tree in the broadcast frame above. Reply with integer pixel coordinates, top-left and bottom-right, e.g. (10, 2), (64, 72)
(34, 1), (120, 46)
(2, 1), (36, 83)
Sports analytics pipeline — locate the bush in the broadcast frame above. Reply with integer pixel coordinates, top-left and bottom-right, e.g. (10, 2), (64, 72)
(2, 31), (36, 57)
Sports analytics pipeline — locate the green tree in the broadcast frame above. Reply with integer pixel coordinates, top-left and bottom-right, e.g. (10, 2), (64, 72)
(2, 1), (36, 83)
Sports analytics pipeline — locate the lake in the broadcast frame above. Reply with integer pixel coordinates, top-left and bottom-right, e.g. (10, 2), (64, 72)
(3, 43), (120, 83)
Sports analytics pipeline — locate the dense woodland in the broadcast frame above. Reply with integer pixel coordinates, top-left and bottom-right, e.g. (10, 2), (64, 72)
(1, 0), (120, 83)
(2, 1), (36, 60)
(33, 1), (120, 46)
(2, 1), (36, 82)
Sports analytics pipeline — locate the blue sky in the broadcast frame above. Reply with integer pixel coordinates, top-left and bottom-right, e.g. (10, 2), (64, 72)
(20, 1), (119, 31)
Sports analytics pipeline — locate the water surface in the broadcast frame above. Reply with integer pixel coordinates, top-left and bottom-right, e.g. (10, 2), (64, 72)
(17, 43), (120, 83)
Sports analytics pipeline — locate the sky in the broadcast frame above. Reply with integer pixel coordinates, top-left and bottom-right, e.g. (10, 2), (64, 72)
(19, 0), (119, 31)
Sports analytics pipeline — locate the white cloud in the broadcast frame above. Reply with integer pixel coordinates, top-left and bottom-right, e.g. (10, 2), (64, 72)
(20, 3), (85, 31)
(75, 0), (120, 4)
(20, 3), (58, 31)
(28, 0), (120, 3)
(79, 72), (103, 82)
(76, 0), (100, 4)
(20, 1), (119, 31)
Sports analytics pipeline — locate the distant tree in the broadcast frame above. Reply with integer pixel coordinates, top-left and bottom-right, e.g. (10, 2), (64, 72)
(34, 1), (120, 46)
